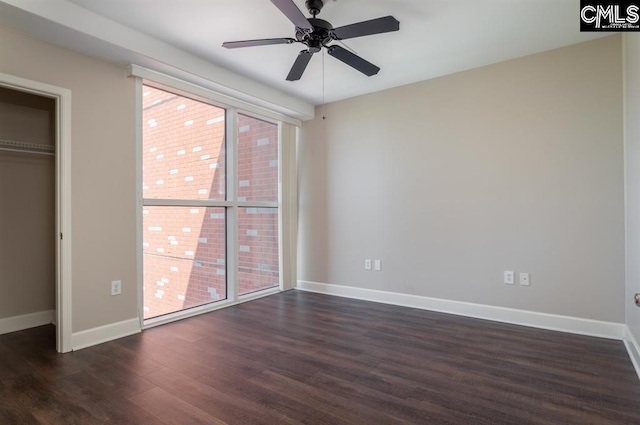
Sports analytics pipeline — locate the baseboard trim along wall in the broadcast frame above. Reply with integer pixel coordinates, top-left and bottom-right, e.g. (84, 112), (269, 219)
(624, 326), (640, 379)
(296, 281), (625, 340)
(0, 310), (55, 336)
(72, 318), (141, 351)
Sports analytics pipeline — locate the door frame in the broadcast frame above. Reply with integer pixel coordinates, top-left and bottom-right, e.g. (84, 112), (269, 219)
(0, 73), (72, 353)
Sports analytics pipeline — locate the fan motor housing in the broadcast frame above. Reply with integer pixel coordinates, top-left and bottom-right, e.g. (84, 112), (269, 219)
(296, 18), (333, 49)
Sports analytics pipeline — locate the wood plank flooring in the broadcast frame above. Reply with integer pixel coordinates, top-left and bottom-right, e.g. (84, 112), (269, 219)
(1, 290), (639, 424)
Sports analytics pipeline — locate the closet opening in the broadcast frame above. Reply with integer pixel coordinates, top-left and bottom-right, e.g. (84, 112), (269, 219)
(0, 75), (72, 353)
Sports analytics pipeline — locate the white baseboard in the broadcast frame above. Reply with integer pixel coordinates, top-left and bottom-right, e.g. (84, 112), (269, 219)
(624, 326), (640, 379)
(72, 318), (141, 351)
(296, 280), (625, 340)
(0, 310), (55, 335)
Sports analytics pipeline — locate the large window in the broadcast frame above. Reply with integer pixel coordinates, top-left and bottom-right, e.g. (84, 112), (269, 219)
(142, 85), (280, 320)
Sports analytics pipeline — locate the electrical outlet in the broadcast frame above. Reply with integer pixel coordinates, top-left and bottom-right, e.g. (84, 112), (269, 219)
(111, 280), (122, 296)
(374, 260), (382, 271)
(365, 259), (372, 270)
(519, 273), (530, 286)
(504, 271), (514, 285)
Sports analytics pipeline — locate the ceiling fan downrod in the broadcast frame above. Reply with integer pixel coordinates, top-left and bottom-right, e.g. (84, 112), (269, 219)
(305, 0), (324, 17)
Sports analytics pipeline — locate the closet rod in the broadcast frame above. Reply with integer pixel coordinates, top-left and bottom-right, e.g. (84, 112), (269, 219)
(0, 138), (55, 156)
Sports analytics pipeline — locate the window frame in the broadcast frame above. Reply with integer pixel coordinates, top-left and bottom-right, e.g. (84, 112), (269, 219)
(137, 77), (288, 329)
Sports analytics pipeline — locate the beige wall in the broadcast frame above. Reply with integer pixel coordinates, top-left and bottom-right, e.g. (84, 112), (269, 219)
(625, 34), (640, 340)
(299, 35), (624, 322)
(0, 24), (627, 333)
(0, 25), (137, 332)
(0, 91), (55, 319)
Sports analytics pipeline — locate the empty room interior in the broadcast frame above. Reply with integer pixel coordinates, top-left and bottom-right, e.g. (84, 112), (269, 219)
(1, 0), (640, 423)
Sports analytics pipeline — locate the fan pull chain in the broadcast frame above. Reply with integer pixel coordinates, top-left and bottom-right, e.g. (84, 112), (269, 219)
(322, 49), (326, 120)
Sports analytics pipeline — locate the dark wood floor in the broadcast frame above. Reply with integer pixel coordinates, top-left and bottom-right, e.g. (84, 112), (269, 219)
(1, 291), (639, 424)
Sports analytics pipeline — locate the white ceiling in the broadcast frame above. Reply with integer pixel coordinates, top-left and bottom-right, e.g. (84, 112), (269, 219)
(1, 0), (609, 111)
(60, 0), (606, 105)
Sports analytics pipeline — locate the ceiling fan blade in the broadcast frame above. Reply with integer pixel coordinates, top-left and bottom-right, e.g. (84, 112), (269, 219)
(286, 50), (314, 81)
(332, 16), (400, 40)
(270, 0), (314, 31)
(327, 45), (380, 76)
(222, 38), (296, 49)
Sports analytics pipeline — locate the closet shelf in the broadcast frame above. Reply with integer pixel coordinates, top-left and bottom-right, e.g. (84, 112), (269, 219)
(0, 138), (55, 156)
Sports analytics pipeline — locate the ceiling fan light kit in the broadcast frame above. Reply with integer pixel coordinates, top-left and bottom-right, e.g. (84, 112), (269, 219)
(222, 0), (400, 81)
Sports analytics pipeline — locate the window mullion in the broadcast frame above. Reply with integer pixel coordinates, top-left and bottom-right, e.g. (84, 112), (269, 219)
(226, 108), (238, 302)
(236, 201), (279, 208)
(142, 199), (234, 207)
(277, 122), (284, 290)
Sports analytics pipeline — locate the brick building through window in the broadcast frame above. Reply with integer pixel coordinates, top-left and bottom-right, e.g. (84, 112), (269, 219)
(142, 85), (279, 319)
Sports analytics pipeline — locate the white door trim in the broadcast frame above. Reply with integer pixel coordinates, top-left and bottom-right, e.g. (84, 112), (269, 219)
(0, 73), (73, 353)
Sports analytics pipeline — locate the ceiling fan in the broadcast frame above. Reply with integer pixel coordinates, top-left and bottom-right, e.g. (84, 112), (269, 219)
(222, 0), (400, 81)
